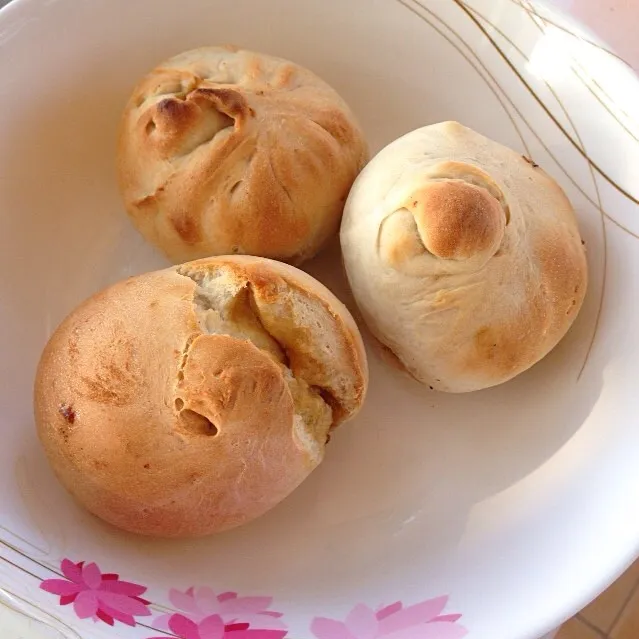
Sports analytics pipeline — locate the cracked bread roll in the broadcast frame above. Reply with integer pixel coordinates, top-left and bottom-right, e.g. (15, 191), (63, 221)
(34, 256), (367, 537)
(117, 46), (368, 265)
(340, 122), (587, 393)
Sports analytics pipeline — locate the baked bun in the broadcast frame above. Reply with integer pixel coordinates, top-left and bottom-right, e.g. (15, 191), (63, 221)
(34, 256), (368, 537)
(340, 122), (587, 393)
(117, 46), (368, 265)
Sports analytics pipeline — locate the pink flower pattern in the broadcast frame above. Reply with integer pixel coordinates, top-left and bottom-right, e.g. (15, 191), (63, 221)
(310, 597), (468, 639)
(154, 587), (287, 631)
(38, 557), (468, 638)
(40, 559), (152, 627)
(147, 613), (288, 639)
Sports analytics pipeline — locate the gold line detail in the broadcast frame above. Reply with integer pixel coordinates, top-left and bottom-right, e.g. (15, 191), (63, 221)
(0, 524), (47, 556)
(0, 541), (173, 614)
(454, 0), (639, 206)
(459, 1), (609, 378)
(578, 182), (608, 380)
(0, 552), (42, 581)
(507, 0), (632, 67)
(402, 0), (639, 239)
(0, 539), (61, 578)
(0, 588), (82, 639)
(137, 621), (176, 636)
(397, 0), (532, 156)
(519, 0), (639, 144)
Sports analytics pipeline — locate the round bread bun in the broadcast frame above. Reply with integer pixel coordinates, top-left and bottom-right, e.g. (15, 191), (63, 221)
(34, 256), (368, 537)
(340, 121), (588, 393)
(117, 45), (369, 265)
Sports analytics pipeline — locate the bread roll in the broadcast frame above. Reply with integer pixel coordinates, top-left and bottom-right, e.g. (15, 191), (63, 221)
(340, 122), (587, 393)
(34, 256), (367, 537)
(117, 46), (368, 265)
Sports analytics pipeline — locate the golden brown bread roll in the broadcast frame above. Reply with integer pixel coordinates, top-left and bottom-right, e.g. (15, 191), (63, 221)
(34, 256), (368, 537)
(340, 122), (588, 393)
(117, 46), (368, 265)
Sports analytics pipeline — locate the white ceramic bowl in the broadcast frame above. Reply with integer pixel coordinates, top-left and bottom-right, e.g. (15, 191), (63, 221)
(1, 1), (638, 638)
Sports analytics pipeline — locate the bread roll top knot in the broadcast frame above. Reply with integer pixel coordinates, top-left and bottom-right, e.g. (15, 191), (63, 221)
(379, 161), (509, 274)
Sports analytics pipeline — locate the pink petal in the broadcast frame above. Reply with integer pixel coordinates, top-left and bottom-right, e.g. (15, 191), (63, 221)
(222, 597), (274, 615)
(378, 597), (448, 635)
(385, 622), (468, 639)
(102, 574), (119, 581)
(170, 588), (202, 615)
(81, 563), (103, 590)
(346, 604), (378, 639)
(99, 602), (136, 627)
(432, 615), (462, 623)
(169, 614), (201, 639)
(227, 614), (287, 630)
(95, 609), (115, 626)
(218, 592), (237, 602)
(153, 613), (173, 631)
(376, 603), (402, 621)
(100, 579), (147, 597)
(61, 559), (84, 584)
(98, 591), (151, 617)
(228, 632), (288, 639)
(310, 617), (355, 639)
(40, 579), (82, 597)
(198, 614), (225, 639)
(60, 595), (76, 606)
(74, 591), (99, 619)
(194, 587), (222, 614)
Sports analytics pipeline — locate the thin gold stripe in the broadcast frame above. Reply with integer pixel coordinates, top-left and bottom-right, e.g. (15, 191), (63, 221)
(0, 539), (176, 616)
(397, 0), (532, 157)
(463, 4), (583, 141)
(0, 539), (60, 577)
(399, 0), (618, 380)
(0, 579), (177, 638)
(498, 2), (611, 378)
(460, 2), (609, 378)
(0, 524), (47, 556)
(154, 602), (178, 613)
(519, 0), (639, 144)
(0, 552), (42, 581)
(588, 75), (638, 136)
(0, 550), (180, 634)
(0, 588), (83, 639)
(137, 621), (175, 636)
(405, 0), (639, 239)
(599, 213), (639, 240)
(507, 0), (632, 68)
(454, 0), (639, 206)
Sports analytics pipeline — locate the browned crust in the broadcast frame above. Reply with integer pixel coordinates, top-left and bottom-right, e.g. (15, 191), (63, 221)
(182, 255), (368, 423)
(341, 121), (588, 392)
(34, 257), (367, 537)
(117, 46), (369, 265)
(411, 181), (505, 260)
